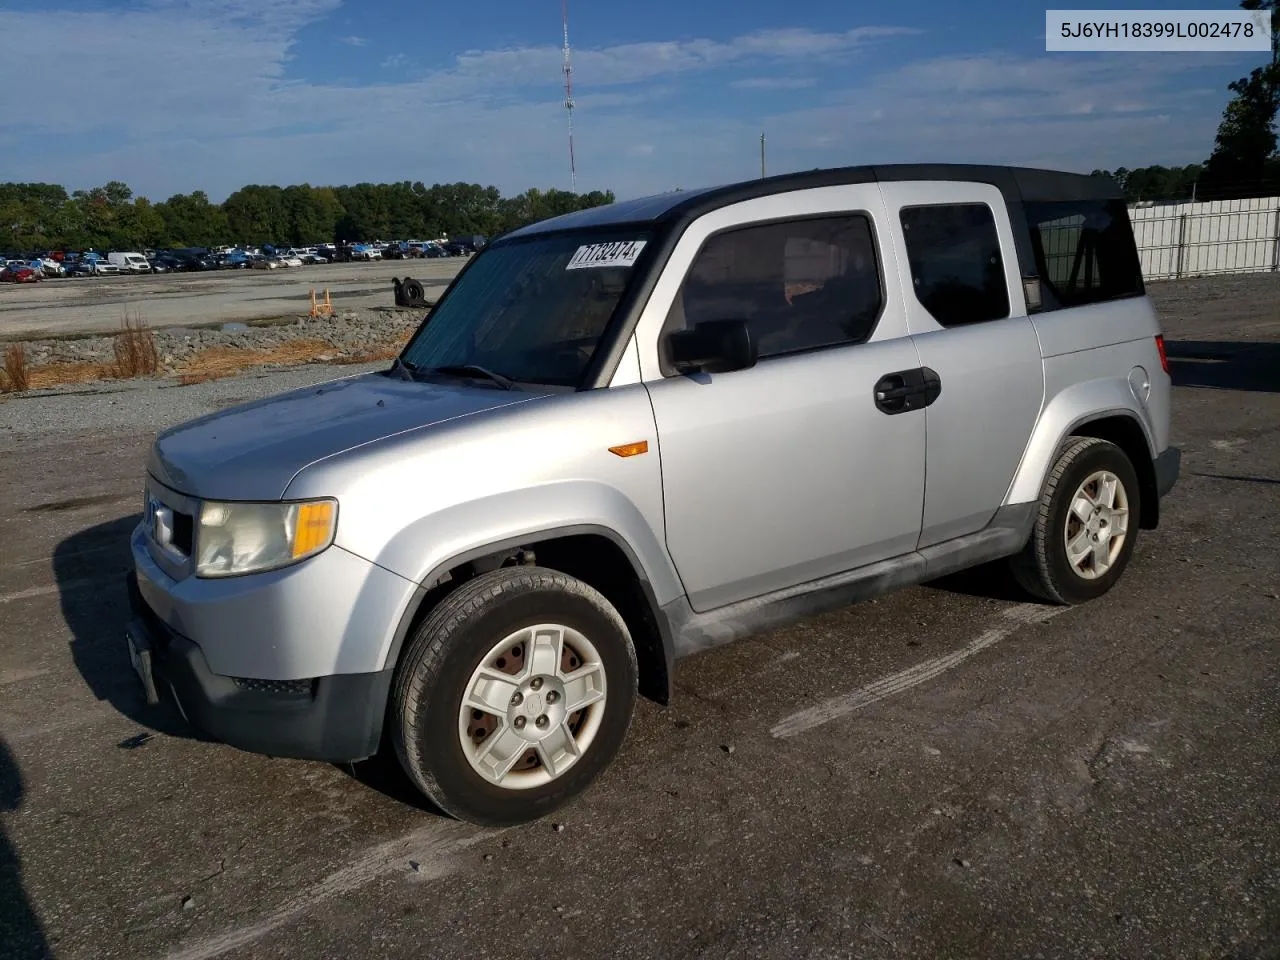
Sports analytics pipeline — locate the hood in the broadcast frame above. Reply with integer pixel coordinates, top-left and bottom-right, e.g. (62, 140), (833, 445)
(148, 372), (541, 500)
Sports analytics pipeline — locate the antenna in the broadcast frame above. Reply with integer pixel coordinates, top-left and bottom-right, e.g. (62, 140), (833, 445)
(562, 0), (577, 193)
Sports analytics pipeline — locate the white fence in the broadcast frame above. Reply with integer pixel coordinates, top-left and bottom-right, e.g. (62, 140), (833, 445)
(1128, 195), (1280, 281)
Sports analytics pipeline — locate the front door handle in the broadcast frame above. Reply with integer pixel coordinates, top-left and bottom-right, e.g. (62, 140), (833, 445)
(874, 367), (942, 415)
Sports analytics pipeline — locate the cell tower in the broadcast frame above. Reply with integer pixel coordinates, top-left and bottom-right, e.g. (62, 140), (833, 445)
(561, 0), (577, 193)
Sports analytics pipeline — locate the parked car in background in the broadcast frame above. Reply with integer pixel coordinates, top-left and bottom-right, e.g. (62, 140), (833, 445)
(149, 254), (185, 272)
(383, 241), (421, 260)
(277, 253), (304, 268)
(221, 252), (251, 269)
(249, 255), (284, 270)
(350, 243), (381, 261)
(1, 262), (39, 283)
(108, 251), (152, 274)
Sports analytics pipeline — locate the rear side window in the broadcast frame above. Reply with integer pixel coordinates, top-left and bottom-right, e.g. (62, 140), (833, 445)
(664, 214), (884, 361)
(900, 203), (1010, 326)
(1025, 199), (1144, 308)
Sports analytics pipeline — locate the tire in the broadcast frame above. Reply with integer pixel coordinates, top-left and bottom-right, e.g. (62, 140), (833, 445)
(391, 566), (638, 827)
(402, 278), (425, 303)
(1010, 436), (1142, 605)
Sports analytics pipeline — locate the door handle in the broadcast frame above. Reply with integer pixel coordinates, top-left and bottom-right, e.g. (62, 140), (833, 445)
(874, 367), (942, 415)
(875, 384), (913, 401)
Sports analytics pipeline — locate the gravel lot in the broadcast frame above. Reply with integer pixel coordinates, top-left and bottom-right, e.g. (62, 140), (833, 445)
(0, 259), (464, 339)
(1, 273), (1278, 960)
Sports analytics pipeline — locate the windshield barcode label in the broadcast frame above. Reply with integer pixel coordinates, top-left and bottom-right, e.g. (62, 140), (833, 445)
(565, 240), (647, 270)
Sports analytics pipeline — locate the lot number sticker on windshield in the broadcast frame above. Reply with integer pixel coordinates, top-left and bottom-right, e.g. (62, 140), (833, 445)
(565, 240), (647, 270)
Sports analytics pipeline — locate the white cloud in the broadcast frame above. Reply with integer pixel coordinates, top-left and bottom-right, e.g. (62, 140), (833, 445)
(382, 53), (408, 69)
(449, 26), (920, 90)
(0, 4), (1238, 203)
(339, 35), (368, 47)
(731, 77), (818, 90)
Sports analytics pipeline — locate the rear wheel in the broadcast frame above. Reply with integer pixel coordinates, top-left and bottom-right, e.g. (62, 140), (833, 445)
(1010, 436), (1141, 605)
(391, 566), (637, 826)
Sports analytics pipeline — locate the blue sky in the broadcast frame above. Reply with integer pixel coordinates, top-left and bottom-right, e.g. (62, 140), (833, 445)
(0, 0), (1268, 202)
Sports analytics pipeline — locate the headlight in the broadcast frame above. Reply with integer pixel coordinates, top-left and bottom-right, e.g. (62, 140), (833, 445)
(195, 499), (337, 578)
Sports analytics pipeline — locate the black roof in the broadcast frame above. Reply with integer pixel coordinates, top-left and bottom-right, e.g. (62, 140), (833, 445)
(502, 163), (1124, 240)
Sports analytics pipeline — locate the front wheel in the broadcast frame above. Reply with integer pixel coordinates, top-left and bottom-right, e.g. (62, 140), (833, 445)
(1010, 436), (1142, 605)
(391, 566), (638, 826)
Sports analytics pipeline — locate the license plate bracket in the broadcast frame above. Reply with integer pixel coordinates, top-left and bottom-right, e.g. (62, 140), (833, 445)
(126, 623), (160, 706)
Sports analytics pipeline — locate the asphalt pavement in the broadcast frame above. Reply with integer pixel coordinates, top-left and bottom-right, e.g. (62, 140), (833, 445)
(0, 273), (1278, 960)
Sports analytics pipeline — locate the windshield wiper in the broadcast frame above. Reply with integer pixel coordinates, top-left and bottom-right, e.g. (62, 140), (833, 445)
(427, 364), (515, 390)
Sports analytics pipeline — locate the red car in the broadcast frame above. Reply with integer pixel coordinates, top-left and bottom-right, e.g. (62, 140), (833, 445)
(0, 263), (39, 283)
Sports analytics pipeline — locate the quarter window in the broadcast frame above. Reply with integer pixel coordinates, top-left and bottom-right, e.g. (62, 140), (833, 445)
(663, 215), (884, 361)
(1024, 199), (1144, 308)
(899, 203), (1010, 326)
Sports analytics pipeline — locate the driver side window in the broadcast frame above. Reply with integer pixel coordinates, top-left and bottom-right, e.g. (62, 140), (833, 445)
(662, 214), (884, 362)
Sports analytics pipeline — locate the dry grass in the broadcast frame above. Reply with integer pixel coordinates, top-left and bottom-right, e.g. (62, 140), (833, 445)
(5, 331), (409, 393)
(175, 338), (337, 385)
(3, 343), (29, 392)
(26, 362), (114, 391)
(112, 312), (159, 378)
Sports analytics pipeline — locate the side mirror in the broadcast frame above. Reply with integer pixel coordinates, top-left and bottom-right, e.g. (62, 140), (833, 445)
(665, 319), (758, 375)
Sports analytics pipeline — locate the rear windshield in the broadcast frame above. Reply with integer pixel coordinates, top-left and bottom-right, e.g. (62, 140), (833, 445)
(400, 229), (650, 387)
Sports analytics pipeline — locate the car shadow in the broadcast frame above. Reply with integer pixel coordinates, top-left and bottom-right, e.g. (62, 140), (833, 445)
(54, 514), (201, 742)
(331, 750), (449, 818)
(1, 739), (53, 959)
(1164, 340), (1280, 393)
(922, 561), (1033, 603)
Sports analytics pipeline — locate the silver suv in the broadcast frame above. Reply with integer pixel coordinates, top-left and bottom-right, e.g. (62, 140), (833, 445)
(126, 164), (1180, 826)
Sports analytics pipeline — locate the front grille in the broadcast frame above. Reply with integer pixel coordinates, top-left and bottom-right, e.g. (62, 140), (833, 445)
(232, 677), (315, 697)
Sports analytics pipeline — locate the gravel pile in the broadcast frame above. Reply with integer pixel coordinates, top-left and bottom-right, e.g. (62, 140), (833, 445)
(0, 360), (391, 450)
(13, 306), (426, 373)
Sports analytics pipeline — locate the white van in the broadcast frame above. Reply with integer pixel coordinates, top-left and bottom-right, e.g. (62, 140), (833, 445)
(108, 252), (152, 274)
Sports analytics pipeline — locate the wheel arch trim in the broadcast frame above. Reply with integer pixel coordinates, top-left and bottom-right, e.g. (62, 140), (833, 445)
(1005, 379), (1158, 508)
(380, 522), (677, 703)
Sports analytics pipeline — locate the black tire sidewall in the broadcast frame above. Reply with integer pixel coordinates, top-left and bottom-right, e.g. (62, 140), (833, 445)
(403, 580), (637, 826)
(1043, 443), (1142, 603)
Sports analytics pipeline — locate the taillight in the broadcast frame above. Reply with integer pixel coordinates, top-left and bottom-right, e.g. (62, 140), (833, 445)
(1154, 335), (1170, 376)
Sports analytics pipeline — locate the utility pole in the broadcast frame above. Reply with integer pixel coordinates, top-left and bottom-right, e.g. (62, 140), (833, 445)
(562, 0), (577, 193)
(760, 132), (766, 179)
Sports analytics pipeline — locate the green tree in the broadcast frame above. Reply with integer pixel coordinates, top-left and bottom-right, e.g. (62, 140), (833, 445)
(154, 191), (231, 247)
(1199, 0), (1280, 198)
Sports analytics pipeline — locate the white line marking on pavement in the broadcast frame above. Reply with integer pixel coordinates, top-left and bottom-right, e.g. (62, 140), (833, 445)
(163, 820), (497, 960)
(0, 667), (51, 686)
(770, 603), (1069, 739)
(0, 579), (95, 604)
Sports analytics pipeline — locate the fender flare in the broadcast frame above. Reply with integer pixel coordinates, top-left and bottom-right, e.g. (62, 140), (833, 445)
(368, 483), (683, 697)
(1005, 378), (1157, 507)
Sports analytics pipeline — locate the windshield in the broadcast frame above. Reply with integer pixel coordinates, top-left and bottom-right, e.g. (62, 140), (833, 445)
(399, 228), (651, 387)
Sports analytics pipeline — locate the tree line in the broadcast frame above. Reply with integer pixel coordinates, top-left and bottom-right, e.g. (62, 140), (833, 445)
(0, 180), (616, 253)
(1094, 0), (1279, 203)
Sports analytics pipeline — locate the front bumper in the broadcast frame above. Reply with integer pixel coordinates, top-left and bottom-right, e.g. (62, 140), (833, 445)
(130, 521), (414, 678)
(1155, 445), (1181, 498)
(127, 570), (393, 762)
